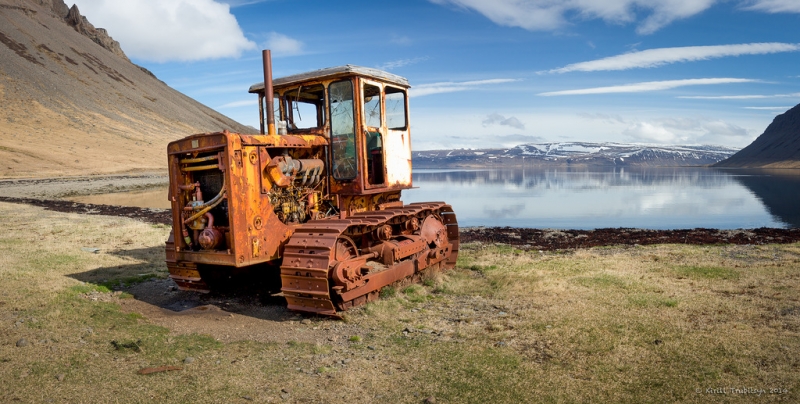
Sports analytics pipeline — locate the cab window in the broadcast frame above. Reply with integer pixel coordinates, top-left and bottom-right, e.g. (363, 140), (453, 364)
(385, 86), (407, 130)
(283, 84), (325, 130)
(329, 80), (357, 180)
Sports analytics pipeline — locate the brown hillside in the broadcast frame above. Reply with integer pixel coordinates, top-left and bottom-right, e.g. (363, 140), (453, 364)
(0, 0), (253, 178)
(713, 103), (800, 168)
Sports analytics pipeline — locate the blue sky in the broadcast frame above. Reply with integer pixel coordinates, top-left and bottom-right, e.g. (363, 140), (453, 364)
(72, 0), (800, 150)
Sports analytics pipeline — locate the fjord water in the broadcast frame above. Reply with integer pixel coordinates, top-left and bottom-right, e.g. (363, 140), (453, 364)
(403, 167), (800, 229)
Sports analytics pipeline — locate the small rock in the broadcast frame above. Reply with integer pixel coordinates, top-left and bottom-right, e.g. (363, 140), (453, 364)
(280, 393), (290, 400)
(403, 327), (415, 333)
(281, 388), (290, 394)
(496, 341), (507, 347)
(424, 397), (437, 404)
(411, 309), (419, 313)
(367, 345), (375, 350)
(184, 357), (195, 364)
(301, 319), (311, 325)
(498, 311), (507, 316)
(56, 373), (65, 382)
(16, 338), (28, 347)
(242, 396), (253, 401)
(421, 329), (433, 334)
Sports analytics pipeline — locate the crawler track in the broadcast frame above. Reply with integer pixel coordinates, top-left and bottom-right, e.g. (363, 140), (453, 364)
(279, 203), (458, 316)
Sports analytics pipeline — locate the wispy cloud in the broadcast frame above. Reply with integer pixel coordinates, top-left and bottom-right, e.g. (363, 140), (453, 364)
(679, 92), (800, 99)
(217, 99), (257, 109)
(412, 79), (517, 97)
(429, 0), (716, 34)
(742, 0), (800, 13)
(264, 32), (304, 56)
(622, 117), (751, 144)
(538, 78), (755, 96)
(73, 0), (256, 62)
(220, 0), (272, 6)
(743, 106), (793, 110)
(377, 57), (428, 71)
(482, 113), (525, 130)
(546, 43), (800, 73)
(390, 35), (412, 46)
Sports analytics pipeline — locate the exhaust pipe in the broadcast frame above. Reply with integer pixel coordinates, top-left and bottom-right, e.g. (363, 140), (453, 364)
(262, 49), (276, 136)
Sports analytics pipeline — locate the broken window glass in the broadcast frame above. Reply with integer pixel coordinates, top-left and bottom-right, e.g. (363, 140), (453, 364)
(329, 80), (357, 180)
(363, 83), (381, 128)
(385, 87), (406, 130)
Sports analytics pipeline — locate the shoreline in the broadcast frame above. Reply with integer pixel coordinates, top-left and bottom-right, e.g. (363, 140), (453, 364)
(1, 196), (798, 250)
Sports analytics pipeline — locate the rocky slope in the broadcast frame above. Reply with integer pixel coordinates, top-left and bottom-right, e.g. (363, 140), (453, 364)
(714, 103), (800, 168)
(0, 0), (253, 178)
(413, 142), (738, 168)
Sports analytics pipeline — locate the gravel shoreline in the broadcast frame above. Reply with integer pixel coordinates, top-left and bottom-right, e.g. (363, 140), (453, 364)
(2, 195), (798, 250)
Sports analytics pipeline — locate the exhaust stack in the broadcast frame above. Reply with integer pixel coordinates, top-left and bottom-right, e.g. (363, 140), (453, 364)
(262, 49), (276, 136)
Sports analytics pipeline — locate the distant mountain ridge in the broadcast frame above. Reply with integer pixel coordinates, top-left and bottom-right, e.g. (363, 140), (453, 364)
(714, 103), (800, 169)
(413, 142), (739, 168)
(0, 0), (253, 178)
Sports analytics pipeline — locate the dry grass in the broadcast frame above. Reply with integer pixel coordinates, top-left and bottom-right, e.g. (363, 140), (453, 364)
(1, 201), (799, 403)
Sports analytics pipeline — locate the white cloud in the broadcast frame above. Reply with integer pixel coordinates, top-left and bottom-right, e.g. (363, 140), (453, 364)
(377, 57), (429, 71)
(264, 32), (304, 56)
(538, 78), (755, 96)
(72, 0), (256, 62)
(623, 122), (682, 143)
(679, 92), (800, 99)
(547, 43), (800, 73)
(217, 99), (257, 109)
(743, 106), (793, 110)
(412, 79), (517, 97)
(220, 0), (272, 6)
(429, 0), (717, 34)
(482, 113), (525, 130)
(622, 117), (752, 144)
(742, 0), (800, 13)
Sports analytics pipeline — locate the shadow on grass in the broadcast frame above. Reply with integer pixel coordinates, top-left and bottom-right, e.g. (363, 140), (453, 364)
(68, 245), (299, 322)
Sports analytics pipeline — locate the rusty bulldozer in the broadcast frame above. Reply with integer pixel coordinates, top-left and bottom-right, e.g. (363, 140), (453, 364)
(164, 50), (458, 316)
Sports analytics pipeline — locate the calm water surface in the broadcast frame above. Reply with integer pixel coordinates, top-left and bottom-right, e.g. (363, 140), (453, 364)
(404, 167), (800, 229)
(71, 167), (800, 229)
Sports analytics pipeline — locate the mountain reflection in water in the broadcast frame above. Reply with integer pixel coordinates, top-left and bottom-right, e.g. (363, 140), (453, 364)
(404, 167), (799, 229)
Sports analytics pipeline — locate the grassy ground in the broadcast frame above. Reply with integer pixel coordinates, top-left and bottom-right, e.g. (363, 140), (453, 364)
(1, 201), (798, 403)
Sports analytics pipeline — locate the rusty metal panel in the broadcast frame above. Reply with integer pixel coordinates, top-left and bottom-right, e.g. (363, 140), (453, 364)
(384, 129), (412, 187)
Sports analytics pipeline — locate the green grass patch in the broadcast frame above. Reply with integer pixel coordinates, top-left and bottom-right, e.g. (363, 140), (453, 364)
(627, 293), (679, 308)
(98, 273), (160, 289)
(573, 273), (629, 289)
(27, 253), (81, 271)
(379, 286), (396, 298)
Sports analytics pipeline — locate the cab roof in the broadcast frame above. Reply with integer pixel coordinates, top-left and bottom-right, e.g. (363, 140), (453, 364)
(248, 65), (409, 94)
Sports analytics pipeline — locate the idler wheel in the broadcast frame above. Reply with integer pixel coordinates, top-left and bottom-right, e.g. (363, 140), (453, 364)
(420, 215), (447, 248)
(331, 236), (365, 290)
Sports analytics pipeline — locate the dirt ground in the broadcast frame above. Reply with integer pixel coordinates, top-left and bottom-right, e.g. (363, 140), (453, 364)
(2, 175), (799, 402)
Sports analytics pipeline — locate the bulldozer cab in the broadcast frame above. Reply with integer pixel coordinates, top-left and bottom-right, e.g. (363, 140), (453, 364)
(249, 66), (413, 195)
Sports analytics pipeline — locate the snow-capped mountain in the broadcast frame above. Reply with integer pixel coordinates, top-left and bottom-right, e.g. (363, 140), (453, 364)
(413, 142), (739, 168)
